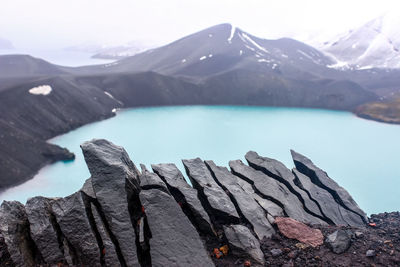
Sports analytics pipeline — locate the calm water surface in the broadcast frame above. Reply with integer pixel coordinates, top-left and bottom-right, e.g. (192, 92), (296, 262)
(1, 106), (399, 215)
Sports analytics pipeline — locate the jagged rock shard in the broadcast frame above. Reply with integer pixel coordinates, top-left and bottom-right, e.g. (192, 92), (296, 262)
(245, 151), (324, 219)
(291, 150), (368, 223)
(139, 168), (170, 193)
(223, 224), (265, 266)
(293, 169), (365, 226)
(81, 139), (140, 266)
(229, 160), (326, 225)
(232, 175), (284, 218)
(25, 197), (65, 265)
(182, 158), (240, 221)
(0, 201), (36, 267)
(80, 178), (96, 199)
(90, 203), (120, 266)
(205, 160), (275, 240)
(275, 217), (324, 248)
(151, 163), (215, 235)
(140, 188), (215, 267)
(51, 192), (101, 266)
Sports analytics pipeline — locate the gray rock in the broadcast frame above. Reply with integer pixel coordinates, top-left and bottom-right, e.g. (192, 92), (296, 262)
(139, 168), (169, 193)
(140, 188), (214, 266)
(229, 160), (326, 225)
(245, 151), (324, 219)
(80, 178), (96, 199)
(152, 163), (215, 235)
(81, 139), (140, 266)
(270, 248), (283, 257)
(291, 150), (367, 223)
(234, 177), (284, 218)
(325, 230), (351, 254)
(25, 197), (65, 265)
(223, 224), (265, 266)
(183, 158), (239, 221)
(293, 169), (365, 226)
(205, 160), (275, 240)
(366, 249), (376, 257)
(51, 192), (101, 266)
(90, 203), (120, 266)
(0, 201), (36, 267)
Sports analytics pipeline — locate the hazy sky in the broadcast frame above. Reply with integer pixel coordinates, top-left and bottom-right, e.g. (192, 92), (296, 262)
(0, 0), (398, 49)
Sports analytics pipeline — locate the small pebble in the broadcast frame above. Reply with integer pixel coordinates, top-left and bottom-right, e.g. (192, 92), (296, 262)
(366, 250), (376, 257)
(270, 248), (283, 257)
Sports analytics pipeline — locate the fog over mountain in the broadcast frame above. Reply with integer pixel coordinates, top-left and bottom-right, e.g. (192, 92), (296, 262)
(0, 37), (13, 49)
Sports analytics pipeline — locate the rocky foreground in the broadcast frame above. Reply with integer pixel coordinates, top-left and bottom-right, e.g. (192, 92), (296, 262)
(0, 139), (398, 266)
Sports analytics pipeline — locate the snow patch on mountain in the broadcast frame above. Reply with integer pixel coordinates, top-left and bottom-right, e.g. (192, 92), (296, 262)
(29, 85), (52, 95)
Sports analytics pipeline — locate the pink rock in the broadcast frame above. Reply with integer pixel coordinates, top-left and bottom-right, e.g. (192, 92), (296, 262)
(275, 217), (324, 247)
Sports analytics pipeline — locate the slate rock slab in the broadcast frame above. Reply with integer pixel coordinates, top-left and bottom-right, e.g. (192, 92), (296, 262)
(183, 158), (239, 221)
(152, 163), (215, 235)
(140, 188), (214, 266)
(206, 160), (275, 240)
(223, 224), (265, 266)
(25, 196), (65, 265)
(81, 139), (140, 266)
(0, 201), (36, 267)
(52, 192), (101, 266)
(291, 150), (367, 223)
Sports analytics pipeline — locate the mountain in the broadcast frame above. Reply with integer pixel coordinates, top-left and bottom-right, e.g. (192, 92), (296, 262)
(90, 24), (336, 80)
(0, 55), (68, 78)
(0, 37), (13, 49)
(319, 11), (400, 70)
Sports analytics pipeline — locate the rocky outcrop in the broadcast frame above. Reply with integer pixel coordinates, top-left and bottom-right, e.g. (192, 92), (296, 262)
(291, 150), (368, 224)
(0, 139), (368, 266)
(183, 158), (240, 223)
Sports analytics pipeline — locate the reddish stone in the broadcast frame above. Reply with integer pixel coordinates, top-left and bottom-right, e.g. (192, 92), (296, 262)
(275, 217), (324, 247)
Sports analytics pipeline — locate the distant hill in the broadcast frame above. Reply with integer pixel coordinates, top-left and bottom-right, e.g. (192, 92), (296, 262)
(0, 55), (68, 78)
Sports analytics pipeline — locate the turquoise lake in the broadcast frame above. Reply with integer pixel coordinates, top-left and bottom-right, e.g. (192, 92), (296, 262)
(1, 106), (399, 215)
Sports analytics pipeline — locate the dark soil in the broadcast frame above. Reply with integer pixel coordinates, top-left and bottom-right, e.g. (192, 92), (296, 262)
(212, 212), (400, 267)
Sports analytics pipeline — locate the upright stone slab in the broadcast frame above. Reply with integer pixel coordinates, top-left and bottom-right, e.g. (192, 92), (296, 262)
(25, 197), (65, 265)
(291, 150), (367, 223)
(152, 163), (214, 235)
(223, 225), (265, 266)
(0, 201), (36, 267)
(183, 158), (239, 221)
(293, 169), (365, 226)
(229, 160), (326, 225)
(51, 192), (101, 266)
(81, 139), (140, 266)
(90, 203), (120, 266)
(245, 151), (324, 218)
(205, 160), (275, 240)
(140, 188), (215, 266)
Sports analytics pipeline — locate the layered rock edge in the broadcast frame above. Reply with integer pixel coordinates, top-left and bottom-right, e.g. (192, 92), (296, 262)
(0, 139), (367, 267)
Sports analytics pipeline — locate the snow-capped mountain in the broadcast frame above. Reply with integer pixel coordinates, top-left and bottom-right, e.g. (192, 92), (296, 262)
(319, 11), (400, 70)
(94, 23), (335, 79)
